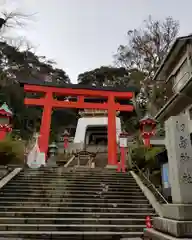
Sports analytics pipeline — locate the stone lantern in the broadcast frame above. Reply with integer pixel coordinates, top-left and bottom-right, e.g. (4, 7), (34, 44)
(139, 114), (157, 147)
(48, 142), (58, 157)
(0, 103), (13, 140)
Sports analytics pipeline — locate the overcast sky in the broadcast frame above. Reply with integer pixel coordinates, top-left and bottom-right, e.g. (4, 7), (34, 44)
(1, 0), (192, 83)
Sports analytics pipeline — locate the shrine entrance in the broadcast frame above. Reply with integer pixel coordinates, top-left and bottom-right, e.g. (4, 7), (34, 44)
(20, 79), (135, 165)
(86, 126), (108, 146)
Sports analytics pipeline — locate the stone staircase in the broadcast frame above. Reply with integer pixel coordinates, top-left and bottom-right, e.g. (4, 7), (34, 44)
(0, 167), (156, 239)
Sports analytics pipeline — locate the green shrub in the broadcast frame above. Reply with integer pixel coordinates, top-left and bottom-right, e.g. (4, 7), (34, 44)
(130, 145), (164, 170)
(145, 146), (164, 169)
(0, 138), (24, 165)
(130, 145), (146, 168)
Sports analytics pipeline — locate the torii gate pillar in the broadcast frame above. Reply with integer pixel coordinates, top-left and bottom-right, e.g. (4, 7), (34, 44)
(108, 95), (118, 165)
(38, 92), (52, 155)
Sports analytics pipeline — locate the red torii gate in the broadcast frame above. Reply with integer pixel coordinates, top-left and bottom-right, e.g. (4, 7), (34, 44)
(20, 80), (135, 165)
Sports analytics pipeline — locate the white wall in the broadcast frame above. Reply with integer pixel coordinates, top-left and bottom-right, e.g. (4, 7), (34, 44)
(74, 117), (121, 144)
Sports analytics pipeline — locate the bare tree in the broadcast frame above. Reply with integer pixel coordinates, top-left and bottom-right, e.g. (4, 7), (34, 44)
(114, 15), (180, 116)
(115, 15), (179, 79)
(0, 10), (33, 29)
(0, 7), (36, 49)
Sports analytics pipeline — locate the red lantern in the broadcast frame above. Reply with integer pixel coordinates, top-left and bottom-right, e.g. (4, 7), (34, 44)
(145, 216), (152, 228)
(139, 114), (157, 147)
(63, 129), (70, 149)
(0, 103), (13, 141)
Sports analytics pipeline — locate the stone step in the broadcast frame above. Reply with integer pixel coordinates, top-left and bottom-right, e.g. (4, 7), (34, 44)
(15, 173), (133, 177)
(18, 169), (130, 173)
(0, 217), (148, 225)
(19, 172), (132, 175)
(121, 238), (141, 240)
(16, 172), (133, 176)
(10, 180), (139, 186)
(18, 172), (133, 177)
(0, 201), (152, 208)
(1, 189), (144, 196)
(4, 185), (142, 191)
(0, 192), (146, 199)
(6, 182), (139, 187)
(15, 171), (132, 176)
(0, 211), (156, 218)
(13, 178), (137, 184)
(20, 172), (126, 177)
(21, 168), (130, 173)
(22, 166), (112, 169)
(0, 196), (149, 203)
(0, 206), (155, 213)
(0, 223), (145, 232)
(0, 230), (143, 239)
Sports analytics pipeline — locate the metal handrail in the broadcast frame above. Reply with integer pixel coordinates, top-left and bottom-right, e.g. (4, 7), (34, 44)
(133, 161), (168, 204)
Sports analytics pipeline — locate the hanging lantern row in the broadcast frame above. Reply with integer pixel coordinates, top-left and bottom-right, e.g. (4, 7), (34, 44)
(139, 114), (157, 147)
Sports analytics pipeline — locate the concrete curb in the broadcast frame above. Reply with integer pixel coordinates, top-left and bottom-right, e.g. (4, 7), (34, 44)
(0, 168), (22, 189)
(130, 171), (163, 217)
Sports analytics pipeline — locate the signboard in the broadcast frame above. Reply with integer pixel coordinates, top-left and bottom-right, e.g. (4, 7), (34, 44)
(162, 162), (170, 188)
(119, 137), (128, 147)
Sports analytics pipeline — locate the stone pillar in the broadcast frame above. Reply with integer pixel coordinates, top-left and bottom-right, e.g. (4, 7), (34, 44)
(145, 115), (192, 239)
